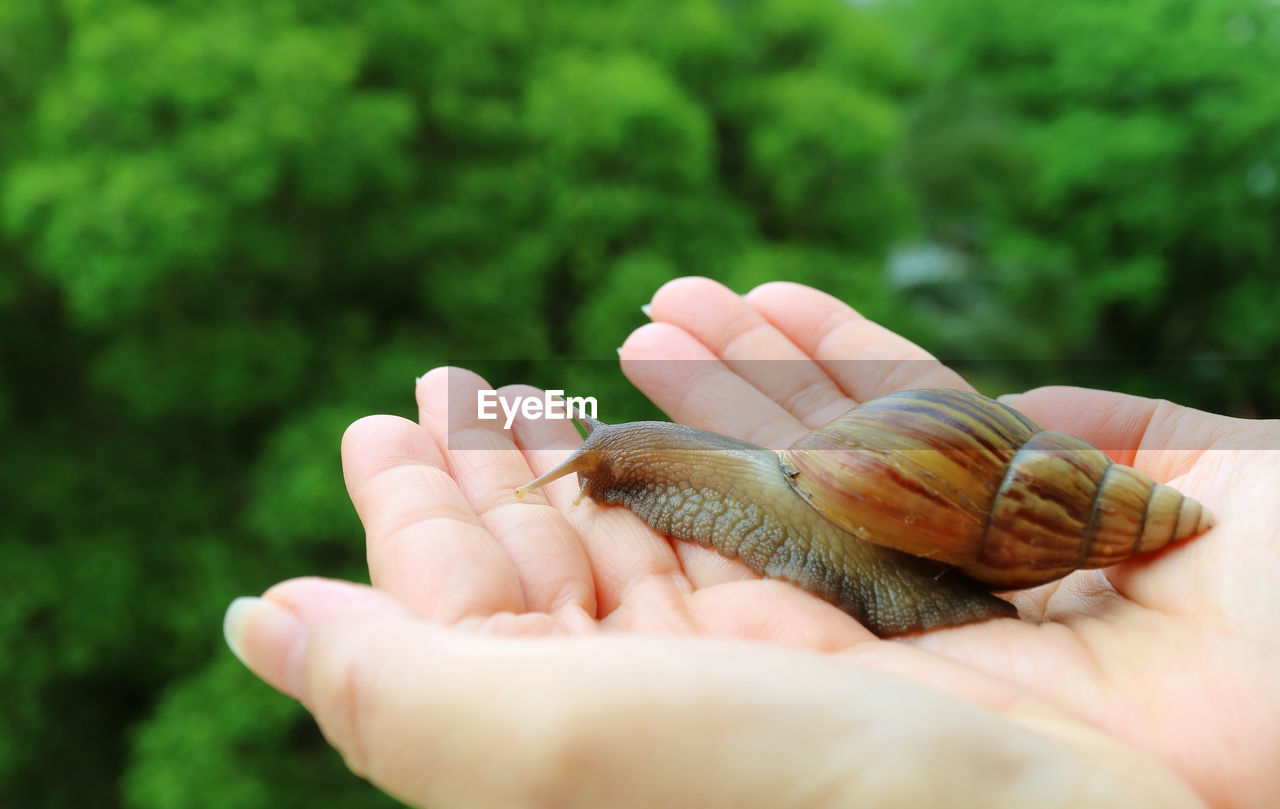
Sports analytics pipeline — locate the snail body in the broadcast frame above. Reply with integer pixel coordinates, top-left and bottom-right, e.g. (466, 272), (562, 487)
(515, 388), (1213, 636)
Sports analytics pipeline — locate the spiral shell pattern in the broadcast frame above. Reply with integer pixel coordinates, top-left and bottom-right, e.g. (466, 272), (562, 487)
(779, 388), (1212, 589)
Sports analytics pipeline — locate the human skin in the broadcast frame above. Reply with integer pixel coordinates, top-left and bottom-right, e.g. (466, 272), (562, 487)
(225, 277), (1279, 809)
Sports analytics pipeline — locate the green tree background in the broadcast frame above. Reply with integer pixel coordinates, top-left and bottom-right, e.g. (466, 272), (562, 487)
(1, 0), (1275, 805)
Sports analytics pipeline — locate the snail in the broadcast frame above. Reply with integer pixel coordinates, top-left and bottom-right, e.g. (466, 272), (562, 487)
(514, 388), (1213, 636)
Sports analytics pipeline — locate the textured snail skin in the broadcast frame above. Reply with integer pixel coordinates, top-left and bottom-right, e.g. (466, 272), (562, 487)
(514, 389), (1212, 637)
(515, 418), (1016, 636)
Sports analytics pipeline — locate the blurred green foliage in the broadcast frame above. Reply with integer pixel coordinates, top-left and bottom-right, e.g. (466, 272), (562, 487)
(0, 0), (1275, 805)
(892, 0), (1280, 400)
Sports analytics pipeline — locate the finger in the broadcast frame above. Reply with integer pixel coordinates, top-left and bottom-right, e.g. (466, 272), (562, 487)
(342, 413), (525, 621)
(227, 578), (1206, 809)
(616, 322), (828, 601)
(1002, 386), (1260, 476)
(744, 281), (971, 400)
(418, 369), (595, 615)
(619, 304), (903, 595)
(507, 384), (590, 512)
(500, 383), (599, 616)
(673, 543), (756, 588)
(999, 386), (1243, 615)
(685, 579), (875, 650)
(646, 277), (855, 428)
(455, 376), (696, 622)
(498, 385), (691, 620)
(621, 321), (807, 448)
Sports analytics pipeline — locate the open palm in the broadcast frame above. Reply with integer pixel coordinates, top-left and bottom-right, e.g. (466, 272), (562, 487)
(232, 278), (1277, 809)
(603, 278), (1280, 807)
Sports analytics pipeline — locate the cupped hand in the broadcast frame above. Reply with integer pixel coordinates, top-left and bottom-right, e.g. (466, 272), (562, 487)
(621, 278), (1280, 807)
(224, 278), (1278, 809)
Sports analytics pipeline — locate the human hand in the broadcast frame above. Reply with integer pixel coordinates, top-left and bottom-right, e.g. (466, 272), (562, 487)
(222, 277), (1276, 808)
(618, 277), (1280, 808)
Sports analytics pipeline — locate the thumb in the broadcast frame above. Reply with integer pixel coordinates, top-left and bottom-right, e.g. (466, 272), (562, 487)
(221, 578), (1205, 809)
(224, 577), (585, 807)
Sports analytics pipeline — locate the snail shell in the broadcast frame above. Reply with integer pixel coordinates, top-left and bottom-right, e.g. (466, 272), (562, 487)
(515, 388), (1213, 635)
(781, 389), (1211, 589)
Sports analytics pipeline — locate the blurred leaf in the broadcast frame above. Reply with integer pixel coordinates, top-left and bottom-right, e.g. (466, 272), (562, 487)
(124, 656), (403, 809)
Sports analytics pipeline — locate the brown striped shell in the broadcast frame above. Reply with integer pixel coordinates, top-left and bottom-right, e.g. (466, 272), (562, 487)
(779, 388), (1212, 589)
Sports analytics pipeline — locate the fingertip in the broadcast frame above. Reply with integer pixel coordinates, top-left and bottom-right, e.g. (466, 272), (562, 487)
(263, 576), (410, 624)
(416, 366), (453, 399)
(743, 280), (810, 300)
(223, 596), (258, 666)
(744, 280), (803, 299)
(619, 322), (728, 419)
(648, 276), (740, 322)
(341, 414), (421, 458)
(233, 579), (440, 781)
(744, 281), (862, 319)
(618, 321), (667, 358)
(342, 415), (443, 504)
(620, 321), (710, 362)
(237, 578), (416, 698)
(417, 366), (496, 427)
(224, 595), (308, 699)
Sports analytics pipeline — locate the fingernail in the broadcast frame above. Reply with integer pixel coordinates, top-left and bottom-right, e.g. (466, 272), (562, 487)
(223, 596), (257, 664)
(996, 393), (1022, 406)
(223, 596), (308, 699)
(615, 346), (623, 356)
(640, 303), (652, 318)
